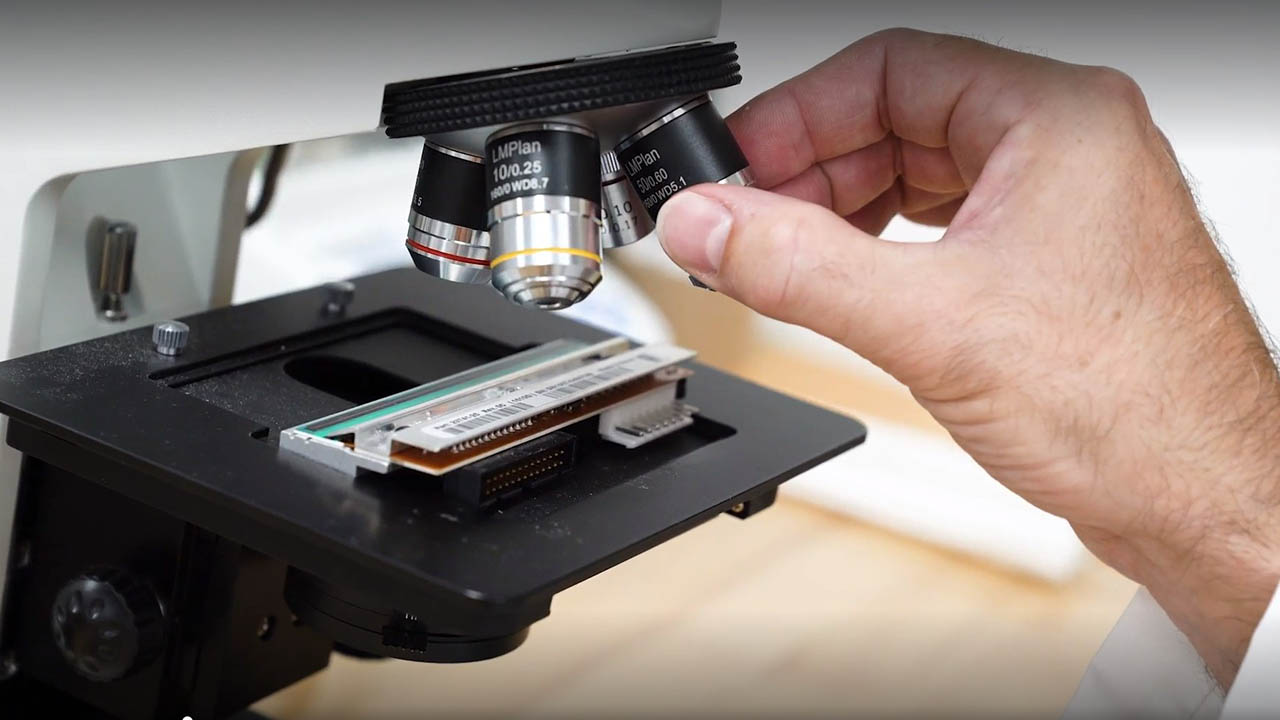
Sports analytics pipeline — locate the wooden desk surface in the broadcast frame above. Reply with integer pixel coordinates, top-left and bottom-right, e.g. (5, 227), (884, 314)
(254, 267), (1136, 718)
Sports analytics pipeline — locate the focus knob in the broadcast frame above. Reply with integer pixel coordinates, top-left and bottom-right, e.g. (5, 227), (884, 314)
(51, 567), (165, 682)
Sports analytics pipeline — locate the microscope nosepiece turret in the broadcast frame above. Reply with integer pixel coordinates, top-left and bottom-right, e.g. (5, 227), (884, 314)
(383, 41), (751, 311)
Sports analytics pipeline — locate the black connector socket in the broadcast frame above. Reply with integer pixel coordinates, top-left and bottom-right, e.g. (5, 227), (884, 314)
(442, 431), (578, 508)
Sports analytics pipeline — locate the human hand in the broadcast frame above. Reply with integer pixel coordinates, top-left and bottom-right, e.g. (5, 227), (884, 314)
(655, 28), (1280, 686)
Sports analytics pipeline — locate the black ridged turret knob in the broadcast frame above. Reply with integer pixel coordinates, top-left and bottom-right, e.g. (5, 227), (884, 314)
(50, 567), (165, 682)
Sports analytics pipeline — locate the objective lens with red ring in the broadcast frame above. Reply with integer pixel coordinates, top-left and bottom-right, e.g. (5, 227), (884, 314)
(405, 141), (492, 284)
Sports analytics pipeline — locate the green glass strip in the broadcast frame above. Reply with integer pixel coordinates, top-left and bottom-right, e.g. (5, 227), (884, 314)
(299, 340), (591, 438)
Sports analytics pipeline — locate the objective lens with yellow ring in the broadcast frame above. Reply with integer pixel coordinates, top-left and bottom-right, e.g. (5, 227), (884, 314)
(485, 122), (603, 310)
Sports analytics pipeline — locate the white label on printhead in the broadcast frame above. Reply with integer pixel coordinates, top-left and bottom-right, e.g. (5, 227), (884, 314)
(400, 344), (695, 452)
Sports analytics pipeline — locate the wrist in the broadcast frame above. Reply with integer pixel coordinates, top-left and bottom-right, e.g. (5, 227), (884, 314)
(1131, 465), (1280, 687)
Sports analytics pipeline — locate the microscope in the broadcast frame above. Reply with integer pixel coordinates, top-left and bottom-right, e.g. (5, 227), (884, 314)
(0, 3), (864, 718)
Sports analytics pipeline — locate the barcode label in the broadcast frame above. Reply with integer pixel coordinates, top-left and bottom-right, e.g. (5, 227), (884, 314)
(439, 401), (536, 435)
(542, 363), (633, 400)
(400, 344), (695, 451)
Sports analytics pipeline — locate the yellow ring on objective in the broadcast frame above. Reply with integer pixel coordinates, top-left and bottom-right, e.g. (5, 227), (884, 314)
(488, 246), (602, 268)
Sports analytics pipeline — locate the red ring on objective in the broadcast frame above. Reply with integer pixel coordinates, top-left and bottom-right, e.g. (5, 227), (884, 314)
(406, 238), (490, 266)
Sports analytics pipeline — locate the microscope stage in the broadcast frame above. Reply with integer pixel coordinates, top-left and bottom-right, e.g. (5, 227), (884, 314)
(0, 269), (865, 655)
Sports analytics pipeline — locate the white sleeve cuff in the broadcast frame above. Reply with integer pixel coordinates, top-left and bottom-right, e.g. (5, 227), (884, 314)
(1221, 580), (1280, 718)
(1062, 587), (1223, 719)
(1065, 581), (1280, 720)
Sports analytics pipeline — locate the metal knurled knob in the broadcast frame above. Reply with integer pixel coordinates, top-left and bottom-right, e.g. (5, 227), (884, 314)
(600, 150), (623, 180)
(151, 321), (189, 356)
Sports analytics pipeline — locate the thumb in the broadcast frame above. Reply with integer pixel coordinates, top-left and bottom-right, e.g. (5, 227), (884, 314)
(655, 184), (939, 363)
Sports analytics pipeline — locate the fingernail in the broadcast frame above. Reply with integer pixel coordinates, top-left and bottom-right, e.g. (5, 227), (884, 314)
(656, 191), (731, 276)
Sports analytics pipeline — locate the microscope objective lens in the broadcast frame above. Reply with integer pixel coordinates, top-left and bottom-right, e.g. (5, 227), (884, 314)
(405, 141), (491, 284)
(614, 95), (754, 221)
(485, 122), (603, 310)
(599, 151), (654, 249)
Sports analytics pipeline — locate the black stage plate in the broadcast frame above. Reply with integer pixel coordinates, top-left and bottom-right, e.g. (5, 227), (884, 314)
(0, 269), (864, 622)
